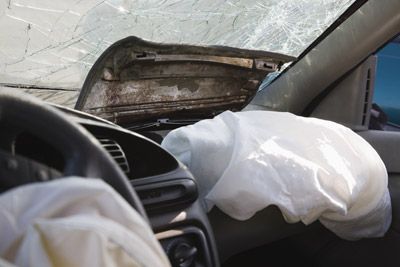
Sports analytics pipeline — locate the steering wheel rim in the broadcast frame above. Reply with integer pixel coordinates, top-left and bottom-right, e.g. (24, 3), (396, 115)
(0, 89), (148, 219)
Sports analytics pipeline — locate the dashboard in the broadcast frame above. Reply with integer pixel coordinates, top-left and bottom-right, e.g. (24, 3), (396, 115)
(11, 105), (313, 266)
(13, 108), (219, 267)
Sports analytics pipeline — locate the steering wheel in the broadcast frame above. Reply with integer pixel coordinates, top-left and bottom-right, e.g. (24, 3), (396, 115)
(0, 89), (147, 219)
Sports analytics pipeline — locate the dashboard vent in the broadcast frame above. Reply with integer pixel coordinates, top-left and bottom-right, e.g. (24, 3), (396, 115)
(98, 138), (130, 175)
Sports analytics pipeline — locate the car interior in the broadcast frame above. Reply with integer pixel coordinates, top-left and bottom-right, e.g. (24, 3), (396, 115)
(1, 0), (400, 266)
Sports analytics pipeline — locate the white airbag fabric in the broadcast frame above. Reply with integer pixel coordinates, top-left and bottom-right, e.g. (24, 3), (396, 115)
(162, 111), (391, 240)
(0, 178), (170, 267)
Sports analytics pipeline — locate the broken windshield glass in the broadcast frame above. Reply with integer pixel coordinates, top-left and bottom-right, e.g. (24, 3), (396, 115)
(0, 0), (355, 92)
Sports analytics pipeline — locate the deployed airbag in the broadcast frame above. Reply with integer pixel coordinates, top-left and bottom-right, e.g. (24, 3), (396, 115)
(161, 111), (391, 240)
(0, 178), (170, 267)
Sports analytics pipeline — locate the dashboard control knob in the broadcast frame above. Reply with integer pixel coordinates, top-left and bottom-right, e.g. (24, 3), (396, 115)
(171, 242), (198, 267)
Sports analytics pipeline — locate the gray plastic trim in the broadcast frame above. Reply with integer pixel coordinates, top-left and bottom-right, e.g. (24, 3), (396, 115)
(311, 56), (376, 131)
(250, 0), (400, 115)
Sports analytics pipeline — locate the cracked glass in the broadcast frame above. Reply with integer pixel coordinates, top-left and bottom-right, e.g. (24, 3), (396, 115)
(0, 0), (355, 101)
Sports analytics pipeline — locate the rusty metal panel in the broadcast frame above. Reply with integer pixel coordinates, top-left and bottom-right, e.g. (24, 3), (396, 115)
(77, 37), (294, 125)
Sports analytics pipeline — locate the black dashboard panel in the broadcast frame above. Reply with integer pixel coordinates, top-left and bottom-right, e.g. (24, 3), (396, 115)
(14, 117), (179, 180)
(27, 106), (220, 267)
(81, 120), (179, 179)
(74, 117), (219, 267)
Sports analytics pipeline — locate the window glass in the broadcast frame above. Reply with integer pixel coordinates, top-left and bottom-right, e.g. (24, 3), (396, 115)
(0, 0), (355, 89)
(373, 38), (400, 130)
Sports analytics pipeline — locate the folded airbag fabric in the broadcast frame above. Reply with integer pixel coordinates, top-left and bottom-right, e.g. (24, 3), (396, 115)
(161, 111), (391, 240)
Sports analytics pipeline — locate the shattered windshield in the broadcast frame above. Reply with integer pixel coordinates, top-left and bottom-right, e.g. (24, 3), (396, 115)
(0, 0), (355, 91)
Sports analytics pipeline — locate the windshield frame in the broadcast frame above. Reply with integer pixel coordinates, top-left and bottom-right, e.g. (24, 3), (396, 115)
(260, 0), (368, 91)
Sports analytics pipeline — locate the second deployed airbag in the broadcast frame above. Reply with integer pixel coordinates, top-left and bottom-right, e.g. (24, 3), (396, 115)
(161, 111), (391, 240)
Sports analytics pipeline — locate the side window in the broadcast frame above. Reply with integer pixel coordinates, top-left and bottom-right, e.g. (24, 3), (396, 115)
(372, 38), (400, 131)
